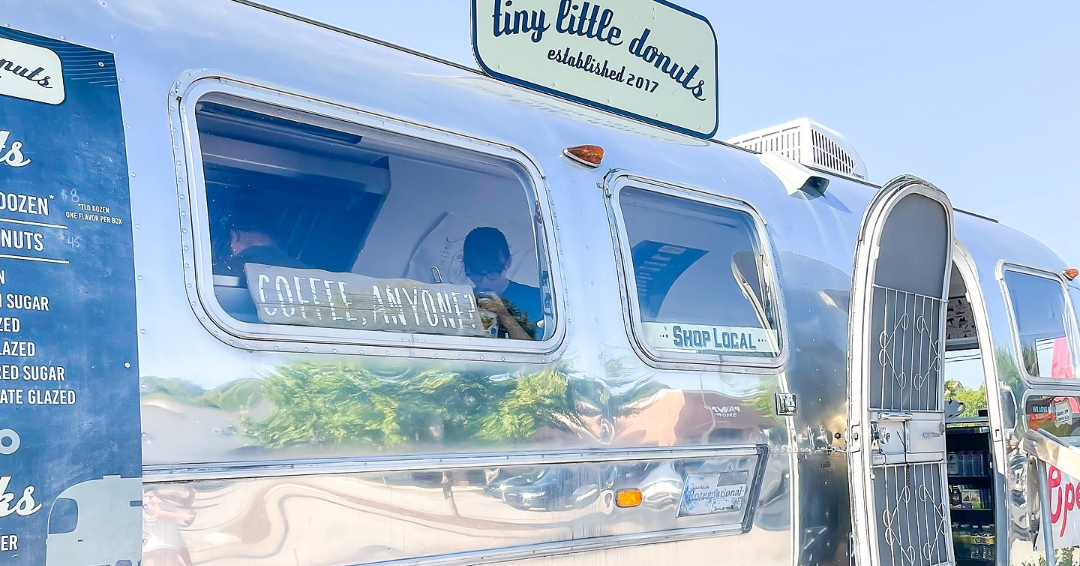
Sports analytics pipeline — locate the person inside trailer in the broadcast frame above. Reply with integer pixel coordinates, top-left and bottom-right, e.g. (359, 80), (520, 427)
(216, 200), (307, 278)
(227, 227), (297, 273)
(211, 200), (309, 322)
(463, 227), (542, 340)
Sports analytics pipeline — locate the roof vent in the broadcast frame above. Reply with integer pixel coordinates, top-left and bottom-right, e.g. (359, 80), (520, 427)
(726, 118), (868, 181)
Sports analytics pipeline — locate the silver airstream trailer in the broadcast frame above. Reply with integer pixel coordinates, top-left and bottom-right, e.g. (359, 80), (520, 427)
(2, 2), (1080, 566)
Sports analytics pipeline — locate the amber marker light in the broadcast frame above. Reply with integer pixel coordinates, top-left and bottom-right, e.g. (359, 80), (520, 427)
(1065, 268), (1079, 281)
(563, 145), (604, 168)
(615, 488), (643, 508)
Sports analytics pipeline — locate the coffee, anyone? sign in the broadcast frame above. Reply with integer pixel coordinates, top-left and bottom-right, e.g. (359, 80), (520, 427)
(472, 0), (718, 138)
(245, 264), (489, 337)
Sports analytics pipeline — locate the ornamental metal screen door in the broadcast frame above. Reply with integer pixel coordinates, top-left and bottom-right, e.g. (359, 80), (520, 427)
(848, 177), (954, 566)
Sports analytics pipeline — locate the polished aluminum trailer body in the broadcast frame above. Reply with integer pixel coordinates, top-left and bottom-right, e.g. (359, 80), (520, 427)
(3, 2), (1076, 566)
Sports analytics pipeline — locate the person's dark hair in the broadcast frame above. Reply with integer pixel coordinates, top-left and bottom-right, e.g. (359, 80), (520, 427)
(463, 227), (510, 275)
(227, 195), (283, 234)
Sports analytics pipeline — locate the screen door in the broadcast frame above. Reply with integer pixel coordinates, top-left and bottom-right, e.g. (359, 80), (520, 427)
(848, 176), (954, 566)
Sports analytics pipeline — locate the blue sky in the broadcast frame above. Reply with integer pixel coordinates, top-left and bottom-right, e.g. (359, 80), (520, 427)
(264, 0), (1080, 267)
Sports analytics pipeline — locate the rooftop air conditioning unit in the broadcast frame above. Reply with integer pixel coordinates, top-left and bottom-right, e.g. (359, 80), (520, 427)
(726, 118), (868, 181)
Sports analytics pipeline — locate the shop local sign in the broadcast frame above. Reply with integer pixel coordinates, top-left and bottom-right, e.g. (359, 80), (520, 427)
(472, 0), (718, 138)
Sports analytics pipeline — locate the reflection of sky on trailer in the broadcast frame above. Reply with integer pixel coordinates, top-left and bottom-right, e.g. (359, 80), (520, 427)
(1037, 338), (1059, 380)
(946, 338), (1072, 405)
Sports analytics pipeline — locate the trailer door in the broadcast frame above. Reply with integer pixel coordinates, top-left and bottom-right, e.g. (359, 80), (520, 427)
(847, 176), (955, 566)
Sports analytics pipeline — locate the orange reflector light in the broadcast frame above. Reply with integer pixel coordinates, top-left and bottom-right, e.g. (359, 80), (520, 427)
(563, 145), (604, 167)
(615, 488), (643, 508)
(1065, 268), (1079, 281)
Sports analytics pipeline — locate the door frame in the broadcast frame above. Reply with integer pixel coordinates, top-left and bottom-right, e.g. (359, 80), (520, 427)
(951, 241), (1008, 564)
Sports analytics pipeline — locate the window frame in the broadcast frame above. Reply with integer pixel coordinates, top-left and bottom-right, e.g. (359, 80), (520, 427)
(998, 262), (1080, 385)
(604, 171), (787, 371)
(171, 76), (564, 360)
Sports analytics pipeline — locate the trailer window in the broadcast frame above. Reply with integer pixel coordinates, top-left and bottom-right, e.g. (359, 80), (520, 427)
(1004, 270), (1074, 379)
(193, 98), (552, 342)
(616, 187), (780, 360)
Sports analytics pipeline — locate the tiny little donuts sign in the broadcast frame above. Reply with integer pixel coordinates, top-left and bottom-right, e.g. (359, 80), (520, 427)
(472, 0), (718, 138)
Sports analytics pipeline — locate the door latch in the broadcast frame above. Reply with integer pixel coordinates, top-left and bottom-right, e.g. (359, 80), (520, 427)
(870, 423), (892, 445)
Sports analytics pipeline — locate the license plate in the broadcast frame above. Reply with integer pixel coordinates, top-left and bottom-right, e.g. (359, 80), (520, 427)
(678, 470), (749, 516)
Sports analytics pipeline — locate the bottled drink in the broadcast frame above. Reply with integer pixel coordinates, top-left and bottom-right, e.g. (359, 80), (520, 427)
(953, 524), (971, 560)
(948, 452), (960, 476)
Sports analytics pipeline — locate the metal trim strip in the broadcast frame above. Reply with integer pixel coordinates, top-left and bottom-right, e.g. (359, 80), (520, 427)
(343, 524), (744, 566)
(144, 444), (765, 482)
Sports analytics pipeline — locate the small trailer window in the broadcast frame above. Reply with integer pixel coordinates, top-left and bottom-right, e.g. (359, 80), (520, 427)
(614, 185), (781, 362)
(1003, 270), (1075, 379)
(192, 96), (552, 343)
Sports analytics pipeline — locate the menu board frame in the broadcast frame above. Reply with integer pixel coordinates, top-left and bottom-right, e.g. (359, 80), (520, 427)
(0, 28), (142, 565)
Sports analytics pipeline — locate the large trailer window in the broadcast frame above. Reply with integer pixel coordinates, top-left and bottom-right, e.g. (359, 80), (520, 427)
(192, 96), (552, 343)
(614, 185), (781, 362)
(1003, 269), (1075, 379)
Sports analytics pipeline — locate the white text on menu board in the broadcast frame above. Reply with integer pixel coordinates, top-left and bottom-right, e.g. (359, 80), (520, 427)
(0, 129), (70, 407)
(0, 427), (43, 534)
(0, 126), (46, 553)
(0, 130), (31, 168)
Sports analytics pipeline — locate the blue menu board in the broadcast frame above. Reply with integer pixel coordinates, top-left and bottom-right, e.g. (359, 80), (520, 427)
(0, 29), (142, 564)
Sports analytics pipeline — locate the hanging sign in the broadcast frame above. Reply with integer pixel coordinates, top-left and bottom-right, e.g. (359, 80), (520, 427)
(642, 322), (779, 355)
(472, 0), (719, 138)
(245, 264), (489, 337)
(0, 29), (142, 565)
(1042, 465), (1080, 549)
